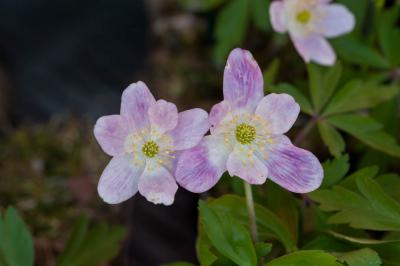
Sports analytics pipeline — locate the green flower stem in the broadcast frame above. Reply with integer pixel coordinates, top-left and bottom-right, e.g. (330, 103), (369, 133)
(244, 181), (258, 243)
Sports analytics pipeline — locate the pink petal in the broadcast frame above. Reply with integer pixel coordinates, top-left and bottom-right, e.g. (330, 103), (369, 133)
(94, 115), (129, 156)
(223, 48), (264, 110)
(175, 135), (230, 193)
(168, 108), (209, 150)
(120, 81), (156, 131)
(138, 166), (178, 205)
(263, 135), (323, 193)
(291, 34), (336, 66)
(318, 4), (355, 38)
(148, 99), (178, 134)
(97, 154), (145, 204)
(255, 93), (300, 135)
(209, 101), (231, 134)
(269, 1), (287, 33)
(226, 149), (268, 185)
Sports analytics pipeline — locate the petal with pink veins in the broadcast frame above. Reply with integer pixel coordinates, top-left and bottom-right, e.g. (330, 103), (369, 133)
(223, 48), (264, 110)
(318, 4), (355, 38)
(94, 115), (129, 156)
(255, 93), (300, 135)
(120, 81), (156, 131)
(263, 135), (323, 193)
(148, 99), (178, 134)
(168, 108), (209, 150)
(291, 34), (336, 66)
(175, 135), (230, 193)
(138, 165), (178, 206)
(97, 154), (145, 204)
(227, 148), (269, 185)
(209, 101), (232, 134)
(270, 1), (287, 33)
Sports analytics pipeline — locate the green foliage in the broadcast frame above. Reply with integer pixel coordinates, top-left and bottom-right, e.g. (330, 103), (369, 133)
(56, 216), (126, 266)
(0, 207), (34, 266)
(321, 155), (350, 188)
(310, 170), (400, 231)
(335, 248), (382, 266)
(198, 200), (257, 266)
(265, 250), (342, 266)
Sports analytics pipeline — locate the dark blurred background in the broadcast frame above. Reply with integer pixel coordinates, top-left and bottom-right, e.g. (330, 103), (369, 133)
(0, 0), (220, 265)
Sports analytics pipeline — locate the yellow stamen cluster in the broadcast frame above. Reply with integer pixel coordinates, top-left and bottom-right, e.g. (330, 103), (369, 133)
(235, 123), (256, 145)
(297, 10), (311, 24)
(142, 141), (159, 158)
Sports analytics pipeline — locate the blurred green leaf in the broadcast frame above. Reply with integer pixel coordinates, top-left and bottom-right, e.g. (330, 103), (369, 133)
(307, 62), (342, 112)
(209, 195), (297, 252)
(251, 0), (270, 31)
(265, 250), (342, 266)
(310, 175), (400, 231)
(56, 218), (126, 266)
(331, 36), (390, 69)
(321, 154), (350, 188)
(376, 174), (400, 202)
(323, 81), (398, 116)
(263, 59), (280, 90)
(198, 200), (257, 266)
(255, 242), (272, 259)
(303, 235), (354, 252)
(378, 6), (400, 66)
(339, 166), (379, 191)
(318, 121), (346, 158)
(335, 248), (382, 266)
(269, 83), (313, 115)
(214, 0), (250, 63)
(0, 207), (34, 266)
(196, 222), (218, 266)
(327, 113), (382, 133)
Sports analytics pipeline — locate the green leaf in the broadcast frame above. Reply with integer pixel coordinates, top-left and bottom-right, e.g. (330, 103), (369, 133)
(329, 230), (400, 245)
(269, 83), (313, 115)
(251, 0), (270, 31)
(318, 121), (346, 158)
(209, 195), (297, 252)
(303, 235), (354, 252)
(376, 174), (400, 202)
(265, 250), (342, 266)
(378, 6), (400, 66)
(196, 222), (218, 266)
(335, 248), (382, 266)
(307, 62), (342, 112)
(198, 200), (257, 266)
(352, 130), (400, 158)
(339, 166), (379, 191)
(56, 219), (126, 266)
(331, 36), (390, 69)
(321, 154), (350, 188)
(263, 59), (280, 90)
(310, 175), (400, 231)
(0, 207), (34, 266)
(255, 243), (272, 258)
(323, 80), (398, 116)
(327, 114), (382, 133)
(214, 0), (250, 63)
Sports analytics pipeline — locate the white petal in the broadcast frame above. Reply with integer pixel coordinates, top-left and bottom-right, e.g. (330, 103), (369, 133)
(318, 4), (355, 38)
(292, 33), (336, 66)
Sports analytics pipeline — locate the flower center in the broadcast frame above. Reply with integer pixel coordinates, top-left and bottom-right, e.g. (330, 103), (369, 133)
(297, 10), (311, 24)
(142, 141), (159, 158)
(235, 123), (256, 145)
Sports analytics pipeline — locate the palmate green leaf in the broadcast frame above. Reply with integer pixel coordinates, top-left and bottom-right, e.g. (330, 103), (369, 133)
(251, 0), (270, 31)
(214, 0), (250, 63)
(307, 62), (342, 112)
(318, 121), (346, 158)
(265, 250), (342, 266)
(209, 195), (297, 252)
(0, 207), (34, 266)
(335, 248), (382, 266)
(310, 175), (400, 231)
(331, 36), (390, 69)
(198, 200), (257, 266)
(323, 80), (398, 116)
(56, 218), (126, 266)
(321, 154), (350, 188)
(269, 83), (313, 115)
(326, 114), (400, 158)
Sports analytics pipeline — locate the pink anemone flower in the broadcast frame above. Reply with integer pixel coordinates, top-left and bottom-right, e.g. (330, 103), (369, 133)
(176, 48), (323, 193)
(94, 82), (209, 205)
(270, 0), (355, 65)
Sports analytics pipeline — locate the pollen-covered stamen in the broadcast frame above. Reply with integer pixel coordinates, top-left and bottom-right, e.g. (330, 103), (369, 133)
(297, 10), (311, 24)
(142, 141), (159, 158)
(235, 123), (256, 145)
